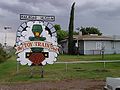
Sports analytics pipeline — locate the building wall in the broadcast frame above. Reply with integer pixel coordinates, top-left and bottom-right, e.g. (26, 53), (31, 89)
(60, 39), (120, 55)
(114, 41), (120, 54)
(84, 40), (114, 55)
(104, 41), (113, 54)
(84, 41), (100, 55)
(60, 41), (68, 54)
(78, 41), (84, 54)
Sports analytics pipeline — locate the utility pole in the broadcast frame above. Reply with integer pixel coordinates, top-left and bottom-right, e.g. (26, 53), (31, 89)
(4, 26), (12, 48)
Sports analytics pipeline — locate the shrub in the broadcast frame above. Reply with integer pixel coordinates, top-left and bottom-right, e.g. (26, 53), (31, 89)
(0, 44), (10, 63)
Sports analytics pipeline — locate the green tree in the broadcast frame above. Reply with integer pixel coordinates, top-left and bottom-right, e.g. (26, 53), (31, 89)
(0, 44), (10, 63)
(54, 24), (68, 43)
(80, 26), (102, 35)
(68, 2), (75, 54)
(54, 24), (61, 31)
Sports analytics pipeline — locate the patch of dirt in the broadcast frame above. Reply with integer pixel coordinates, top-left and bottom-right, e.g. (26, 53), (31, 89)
(0, 79), (105, 90)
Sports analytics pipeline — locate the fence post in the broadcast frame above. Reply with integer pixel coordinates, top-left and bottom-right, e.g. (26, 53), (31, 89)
(30, 66), (33, 78)
(16, 61), (20, 74)
(103, 61), (106, 69)
(65, 62), (68, 72)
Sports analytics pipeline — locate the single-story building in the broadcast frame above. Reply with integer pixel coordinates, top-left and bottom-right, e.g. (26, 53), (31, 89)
(59, 34), (120, 55)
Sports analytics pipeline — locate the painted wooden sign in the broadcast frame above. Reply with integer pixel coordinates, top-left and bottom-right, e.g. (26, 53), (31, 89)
(20, 14), (55, 22)
(15, 21), (59, 66)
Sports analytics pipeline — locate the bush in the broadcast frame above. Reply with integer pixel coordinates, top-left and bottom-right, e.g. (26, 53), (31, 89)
(0, 44), (10, 63)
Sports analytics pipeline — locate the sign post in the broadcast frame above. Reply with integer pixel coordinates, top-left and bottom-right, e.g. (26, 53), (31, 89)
(15, 14), (59, 78)
(41, 66), (44, 78)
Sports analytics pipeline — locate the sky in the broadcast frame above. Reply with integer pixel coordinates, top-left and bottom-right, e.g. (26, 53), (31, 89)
(0, 0), (120, 46)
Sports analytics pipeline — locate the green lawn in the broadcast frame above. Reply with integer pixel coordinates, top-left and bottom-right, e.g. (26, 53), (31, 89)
(58, 54), (120, 61)
(0, 54), (120, 83)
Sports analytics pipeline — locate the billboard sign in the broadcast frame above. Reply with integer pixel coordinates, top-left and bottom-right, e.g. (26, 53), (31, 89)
(15, 20), (59, 66)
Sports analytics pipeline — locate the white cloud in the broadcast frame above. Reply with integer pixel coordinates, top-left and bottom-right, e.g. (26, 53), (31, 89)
(0, 0), (19, 5)
(0, 0), (120, 46)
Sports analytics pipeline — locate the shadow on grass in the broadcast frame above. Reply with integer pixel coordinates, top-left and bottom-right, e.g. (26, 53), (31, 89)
(92, 69), (110, 72)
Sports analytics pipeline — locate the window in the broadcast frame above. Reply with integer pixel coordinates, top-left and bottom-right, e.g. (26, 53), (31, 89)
(96, 42), (102, 50)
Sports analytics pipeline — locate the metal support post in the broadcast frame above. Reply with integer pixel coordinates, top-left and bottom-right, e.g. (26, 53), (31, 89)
(41, 66), (44, 78)
(30, 66), (33, 78)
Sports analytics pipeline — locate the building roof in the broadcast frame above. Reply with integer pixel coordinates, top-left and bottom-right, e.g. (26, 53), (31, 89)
(73, 35), (113, 41)
(60, 34), (120, 43)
